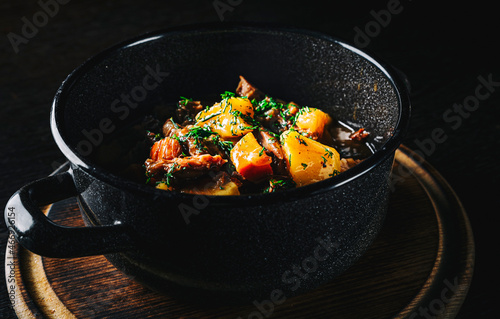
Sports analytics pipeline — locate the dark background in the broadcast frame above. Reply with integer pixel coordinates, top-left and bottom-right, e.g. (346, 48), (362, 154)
(1, 1), (498, 318)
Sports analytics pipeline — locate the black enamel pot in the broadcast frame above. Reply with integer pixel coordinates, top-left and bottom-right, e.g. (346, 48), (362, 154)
(5, 23), (410, 302)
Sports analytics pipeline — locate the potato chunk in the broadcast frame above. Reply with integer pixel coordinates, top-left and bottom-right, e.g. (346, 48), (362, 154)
(195, 97), (255, 139)
(295, 107), (332, 139)
(281, 130), (340, 187)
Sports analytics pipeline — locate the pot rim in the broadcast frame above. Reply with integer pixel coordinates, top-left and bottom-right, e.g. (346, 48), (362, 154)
(50, 22), (411, 205)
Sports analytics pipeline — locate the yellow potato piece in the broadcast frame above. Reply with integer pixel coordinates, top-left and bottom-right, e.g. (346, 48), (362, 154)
(181, 180), (241, 195)
(281, 130), (340, 187)
(195, 97), (255, 139)
(207, 181), (241, 195)
(156, 182), (173, 191)
(295, 107), (332, 139)
(221, 97), (254, 117)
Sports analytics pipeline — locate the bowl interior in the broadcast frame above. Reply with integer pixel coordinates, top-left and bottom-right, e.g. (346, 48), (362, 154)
(53, 25), (405, 191)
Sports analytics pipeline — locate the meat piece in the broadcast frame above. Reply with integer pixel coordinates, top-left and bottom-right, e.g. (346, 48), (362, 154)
(145, 154), (227, 181)
(184, 135), (207, 156)
(255, 108), (289, 135)
(236, 75), (264, 100)
(146, 131), (159, 144)
(350, 128), (369, 141)
(162, 118), (181, 138)
(150, 137), (182, 161)
(255, 130), (289, 175)
(340, 158), (363, 172)
(170, 154), (227, 178)
(265, 177), (296, 193)
(257, 130), (283, 160)
(176, 98), (203, 124)
(181, 135), (227, 158)
(200, 136), (229, 158)
(162, 119), (209, 156)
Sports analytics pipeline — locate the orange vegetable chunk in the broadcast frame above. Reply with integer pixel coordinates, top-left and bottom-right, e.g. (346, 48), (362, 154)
(150, 137), (182, 161)
(295, 107), (332, 139)
(281, 130), (340, 187)
(230, 132), (273, 182)
(195, 97), (255, 139)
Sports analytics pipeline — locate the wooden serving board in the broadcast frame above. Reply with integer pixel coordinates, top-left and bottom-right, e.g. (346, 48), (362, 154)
(5, 146), (474, 318)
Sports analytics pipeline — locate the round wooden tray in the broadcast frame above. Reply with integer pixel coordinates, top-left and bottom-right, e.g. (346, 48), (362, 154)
(5, 146), (474, 318)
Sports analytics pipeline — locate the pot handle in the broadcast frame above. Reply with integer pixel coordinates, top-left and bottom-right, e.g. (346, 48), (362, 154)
(4, 165), (135, 258)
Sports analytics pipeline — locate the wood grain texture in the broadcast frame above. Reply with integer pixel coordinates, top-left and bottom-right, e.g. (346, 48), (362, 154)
(8, 147), (474, 318)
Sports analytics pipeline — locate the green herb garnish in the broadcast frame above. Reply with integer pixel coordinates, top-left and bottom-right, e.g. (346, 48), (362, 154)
(179, 96), (193, 106)
(220, 91), (236, 99)
(258, 147), (266, 156)
(264, 178), (296, 193)
(329, 169), (340, 177)
(295, 135), (308, 146)
(196, 111), (222, 122)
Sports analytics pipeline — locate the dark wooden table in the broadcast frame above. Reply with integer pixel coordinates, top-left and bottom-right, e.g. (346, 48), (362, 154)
(1, 1), (498, 318)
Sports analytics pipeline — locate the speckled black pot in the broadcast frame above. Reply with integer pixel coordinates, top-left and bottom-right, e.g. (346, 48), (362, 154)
(5, 23), (410, 302)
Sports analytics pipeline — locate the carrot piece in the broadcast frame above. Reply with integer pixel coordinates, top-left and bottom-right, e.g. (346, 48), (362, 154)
(150, 137), (182, 161)
(230, 132), (273, 182)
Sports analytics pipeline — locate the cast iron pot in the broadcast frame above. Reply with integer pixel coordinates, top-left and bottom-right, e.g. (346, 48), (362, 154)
(5, 23), (410, 302)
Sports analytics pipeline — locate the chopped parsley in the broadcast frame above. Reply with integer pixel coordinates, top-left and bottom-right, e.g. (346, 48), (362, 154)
(258, 146), (266, 156)
(254, 96), (285, 116)
(329, 169), (340, 177)
(185, 125), (217, 140)
(295, 135), (308, 146)
(220, 91), (236, 99)
(183, 125), (234, 155)
(321, 156), (327, 168)
(163, 163), (180, 187)
(212, 135), (234, 155)
(196, 110), (222, 122)
(179, 96), (193, 106)
(324, 148), (334, 158)
(290, 106), (313, 126)
(264, 178), (296, 193)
